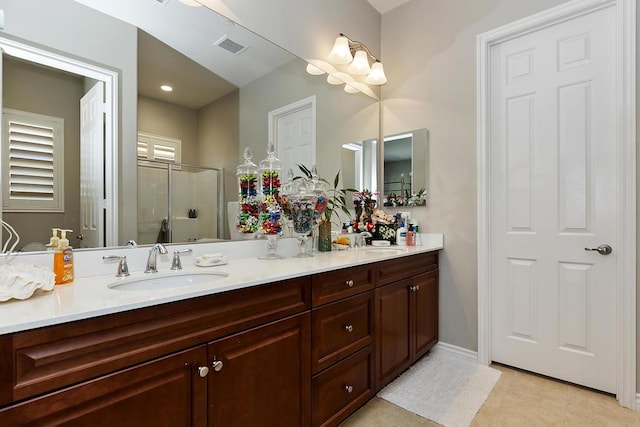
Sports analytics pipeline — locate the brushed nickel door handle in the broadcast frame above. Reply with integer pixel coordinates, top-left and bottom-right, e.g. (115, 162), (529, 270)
(584, 244), (612, 255)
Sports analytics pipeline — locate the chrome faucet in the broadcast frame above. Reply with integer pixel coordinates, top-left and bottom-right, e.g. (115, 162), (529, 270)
(355, 232), (372, 247)
(145, 243), (168, 273)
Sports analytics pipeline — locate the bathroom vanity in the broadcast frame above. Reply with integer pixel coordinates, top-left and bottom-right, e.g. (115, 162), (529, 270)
(0, 239), (441, 426)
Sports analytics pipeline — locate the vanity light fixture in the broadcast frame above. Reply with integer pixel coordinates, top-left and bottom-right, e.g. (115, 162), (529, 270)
(305, 33), (386, 100)
(328, 33), (387, 85)
(160, 85), (173, 92)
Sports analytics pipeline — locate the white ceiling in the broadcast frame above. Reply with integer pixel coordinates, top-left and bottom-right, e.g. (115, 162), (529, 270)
(366, 0), (412, 14)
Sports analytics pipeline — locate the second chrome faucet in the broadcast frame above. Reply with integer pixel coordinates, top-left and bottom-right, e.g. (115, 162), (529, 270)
(145, 243), (168, 273)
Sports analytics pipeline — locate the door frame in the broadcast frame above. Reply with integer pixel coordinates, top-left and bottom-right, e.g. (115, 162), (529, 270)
(268, 95), (317, 171)
(476, 0), (636, 409)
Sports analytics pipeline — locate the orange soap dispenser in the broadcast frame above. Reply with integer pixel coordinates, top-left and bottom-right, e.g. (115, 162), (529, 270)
(54, 229), (74, 285)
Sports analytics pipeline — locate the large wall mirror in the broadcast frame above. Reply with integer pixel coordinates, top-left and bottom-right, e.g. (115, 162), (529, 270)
(0, 0), (379, 252)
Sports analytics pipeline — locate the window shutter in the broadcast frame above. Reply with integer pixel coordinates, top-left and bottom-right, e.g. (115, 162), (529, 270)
(137, 133), (181, 166)
(2, 109), (64, 212)
(7, 121), (55, 200)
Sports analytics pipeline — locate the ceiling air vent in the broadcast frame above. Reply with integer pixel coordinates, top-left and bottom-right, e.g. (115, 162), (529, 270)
(214, 36), (248, 55)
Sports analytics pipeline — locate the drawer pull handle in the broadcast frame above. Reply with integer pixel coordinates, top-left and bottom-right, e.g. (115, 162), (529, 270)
(212, 360), (224, 372)
(346, 279), (354, 288)
(198, 366), (209, 377)
(345, 385), (354, 393)
(344, 324), (354, 333)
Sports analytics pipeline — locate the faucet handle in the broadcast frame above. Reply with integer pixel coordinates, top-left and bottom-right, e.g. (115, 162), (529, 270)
(103, 254), (130, 277)
(171, 249), (193, 271)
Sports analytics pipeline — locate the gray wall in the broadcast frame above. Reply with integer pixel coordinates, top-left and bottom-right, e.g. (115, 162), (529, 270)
(3, 57), (83, 248)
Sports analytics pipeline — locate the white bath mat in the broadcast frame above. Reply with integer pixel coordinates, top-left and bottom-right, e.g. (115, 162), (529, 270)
(377, 350), (501, 426)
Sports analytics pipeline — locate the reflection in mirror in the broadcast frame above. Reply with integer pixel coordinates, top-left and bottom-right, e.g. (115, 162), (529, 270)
(342, 138), (378, 195)
(0, 0), (379, 252)
(382, 128), (428, 207)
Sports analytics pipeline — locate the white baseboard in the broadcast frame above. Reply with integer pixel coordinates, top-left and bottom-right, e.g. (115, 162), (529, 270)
(635, 393), (640, 412)
(433, 342), (479, 362)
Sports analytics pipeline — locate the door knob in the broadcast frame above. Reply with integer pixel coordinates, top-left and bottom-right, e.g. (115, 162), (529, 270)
(584, 244), (612, 255)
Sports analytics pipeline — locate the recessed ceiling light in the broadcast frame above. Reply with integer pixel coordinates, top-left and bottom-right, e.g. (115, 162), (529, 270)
(160, 85), (173, 92)
(179, 0), (202, 6)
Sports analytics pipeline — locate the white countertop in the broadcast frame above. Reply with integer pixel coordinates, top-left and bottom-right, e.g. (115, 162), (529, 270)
(0, 234), (443, 335)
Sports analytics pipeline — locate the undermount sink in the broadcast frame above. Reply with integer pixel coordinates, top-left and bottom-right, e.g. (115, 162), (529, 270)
(108, 271), (229, 291)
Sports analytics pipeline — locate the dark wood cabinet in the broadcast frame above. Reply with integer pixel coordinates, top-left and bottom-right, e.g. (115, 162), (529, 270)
(0, 345), (208, 426)
(0, 250), (439, 426)
(375, 256), (439, 390)
(207, 313), (311, 427)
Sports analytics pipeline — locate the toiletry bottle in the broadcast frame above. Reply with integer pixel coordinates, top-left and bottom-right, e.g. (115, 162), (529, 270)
(406, 224), (416, 246)
(54, 229), (74, 285)
(413, 221), (422, 246)
(397, 218), (407, 246)
(47, 228), (60, 251)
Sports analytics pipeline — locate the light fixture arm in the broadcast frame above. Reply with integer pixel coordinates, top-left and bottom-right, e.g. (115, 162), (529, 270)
(339, 33), (381, 63)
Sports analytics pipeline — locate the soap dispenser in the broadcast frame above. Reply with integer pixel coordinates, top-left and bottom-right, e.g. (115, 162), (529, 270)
(47, 228), (60, 251)
(54, 229), (74, 285)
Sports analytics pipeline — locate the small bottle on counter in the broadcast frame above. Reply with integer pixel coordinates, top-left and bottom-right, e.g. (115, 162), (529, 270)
(406, 224), (416, 246)
(413, 221), (422, 246)
(54, 229), (74, 285)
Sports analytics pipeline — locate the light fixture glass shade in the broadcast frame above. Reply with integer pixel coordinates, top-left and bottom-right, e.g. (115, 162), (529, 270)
(344, 84), (359, 94)
(306, 63), (325, 75)
(348, 50), (371, 76)
(328, 36), (353, 64)
(365, 61), (387, 85)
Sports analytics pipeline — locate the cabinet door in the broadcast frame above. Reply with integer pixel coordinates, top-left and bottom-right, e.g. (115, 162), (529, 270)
(375, 279), (411, 389)
(413, 270), (439, 360)
(0, 346), (208, 426)
(207, 312), (311, 427)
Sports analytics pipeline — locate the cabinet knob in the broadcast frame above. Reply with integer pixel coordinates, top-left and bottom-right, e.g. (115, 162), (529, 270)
(198, 366), (209, 377)
(346, 279), (354, 288)
(415, 285), (420, 291)
(344, 324), (354, 333)
(345, 385), (354, 393)
(409, 285), (415, 292)
(212, 360), (224, 372)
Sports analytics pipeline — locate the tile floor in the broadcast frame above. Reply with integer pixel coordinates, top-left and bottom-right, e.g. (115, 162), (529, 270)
(341, 364), (640, 426)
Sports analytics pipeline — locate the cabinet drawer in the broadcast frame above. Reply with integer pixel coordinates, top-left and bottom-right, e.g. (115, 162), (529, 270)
(312, 264), (374, 306)
(377, 251), (438, 287)
(311, 292), (374, 374)
(312, 344), (374, 427)
(2, 276), (310, 405)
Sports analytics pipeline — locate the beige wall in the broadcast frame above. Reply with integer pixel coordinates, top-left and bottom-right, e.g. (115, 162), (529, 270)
(137, 96), (199, 165)
(382, 0), (640, 390)
(197, 90), (240, 239)
(3, 58), (84, 248)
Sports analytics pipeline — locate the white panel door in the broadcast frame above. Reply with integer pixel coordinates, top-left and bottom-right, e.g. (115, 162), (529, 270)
(80, 81), (105, 248)
(490, 6), (616, 392)
(274, 104), (314, 175)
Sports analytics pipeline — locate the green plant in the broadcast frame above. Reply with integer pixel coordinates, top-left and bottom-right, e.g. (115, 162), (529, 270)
(296, 164), (356, 226)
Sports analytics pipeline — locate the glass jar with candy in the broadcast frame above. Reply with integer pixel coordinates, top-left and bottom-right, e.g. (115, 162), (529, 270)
(236, 147), (260, 238)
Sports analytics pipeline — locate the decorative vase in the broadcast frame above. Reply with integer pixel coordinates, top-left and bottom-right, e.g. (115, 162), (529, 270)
(317, 220), (332, 252)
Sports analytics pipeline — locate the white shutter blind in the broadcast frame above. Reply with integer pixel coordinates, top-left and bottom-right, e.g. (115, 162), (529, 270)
(8, 121), (55, 200)
(137, 133), (181, 166)
(2, 109), (64, 212)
